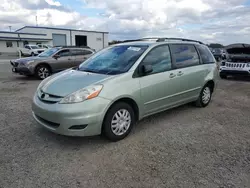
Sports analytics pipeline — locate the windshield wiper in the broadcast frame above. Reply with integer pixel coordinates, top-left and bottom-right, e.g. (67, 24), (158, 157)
(79, 69), (97, 73)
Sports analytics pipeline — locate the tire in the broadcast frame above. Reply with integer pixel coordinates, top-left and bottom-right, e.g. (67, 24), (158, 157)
(35, 65), (51, 80)
(220, 73), (227, 79)
(103, 102), (135, 141)
(31, 52), (35, 56)
(195, 85), (212, 107)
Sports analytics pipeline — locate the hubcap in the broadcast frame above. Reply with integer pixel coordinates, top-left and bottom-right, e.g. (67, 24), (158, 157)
(111, 109), (131, 136)
(202, 87), (211, 104)
(38, 67), (50, 79)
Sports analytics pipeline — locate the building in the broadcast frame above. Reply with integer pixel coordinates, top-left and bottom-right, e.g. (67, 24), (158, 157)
(0, 26), (109, 54)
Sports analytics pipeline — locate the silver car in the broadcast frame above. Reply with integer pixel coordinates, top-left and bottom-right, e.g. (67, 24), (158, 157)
(11, 47), (95, 79)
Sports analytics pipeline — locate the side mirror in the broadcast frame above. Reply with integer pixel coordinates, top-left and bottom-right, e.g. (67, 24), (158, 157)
(53, 54), (60, 59)
(139, 64), (153, 75)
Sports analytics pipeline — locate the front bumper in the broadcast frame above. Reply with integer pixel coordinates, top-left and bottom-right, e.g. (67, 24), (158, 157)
(12, 66), (33, 75)
(32, 93), (111, 136)
(10, 60), (34, 75)
(219, 63), (250, 76)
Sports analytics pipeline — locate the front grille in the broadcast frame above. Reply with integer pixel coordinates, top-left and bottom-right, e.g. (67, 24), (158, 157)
(226, 63), (247, 68)
(38, 90), (63, 103)
(35, 114), (60, 128)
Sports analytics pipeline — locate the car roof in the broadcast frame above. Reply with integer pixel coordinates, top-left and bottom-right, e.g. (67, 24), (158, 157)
(114, 41), (205, 47)
(59, 47), (94, 50)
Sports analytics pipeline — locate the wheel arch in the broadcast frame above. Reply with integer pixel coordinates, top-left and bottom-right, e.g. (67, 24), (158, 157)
(102, 96), (140, 123)
(35, 62), (52, 72)
(101, 96), (140, 134)
(205, 80), (215, 93)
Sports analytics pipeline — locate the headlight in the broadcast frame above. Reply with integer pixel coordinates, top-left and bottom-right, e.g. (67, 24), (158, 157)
(59, 85), (103, 104)
(26, 60), (35, 66)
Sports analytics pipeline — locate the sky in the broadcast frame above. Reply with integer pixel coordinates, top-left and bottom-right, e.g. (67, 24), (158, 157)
(0, 0), (250, 45)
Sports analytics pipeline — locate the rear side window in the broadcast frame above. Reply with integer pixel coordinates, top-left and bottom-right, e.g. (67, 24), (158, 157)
(57, 49), (71, 57)
(196, 45), (215, 64)
(170, 44), (200, 68)
(71, 49), (84, 56)
(141, 45), (172, 74)
(71, 49), (93, 56)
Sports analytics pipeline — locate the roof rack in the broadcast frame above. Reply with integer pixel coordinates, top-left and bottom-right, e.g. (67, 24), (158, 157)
(156, 38), (204, 44)
(54, 45), (91, 49)
(121, 37), (204, 44)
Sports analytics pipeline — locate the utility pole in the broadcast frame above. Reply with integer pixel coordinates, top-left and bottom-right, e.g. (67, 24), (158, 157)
(36, 15), (38, 26)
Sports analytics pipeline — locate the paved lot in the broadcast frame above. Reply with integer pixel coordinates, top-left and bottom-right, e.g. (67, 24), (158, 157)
(0, 59), (250, 188)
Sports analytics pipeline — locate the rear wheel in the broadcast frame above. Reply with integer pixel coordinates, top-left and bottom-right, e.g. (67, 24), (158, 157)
(103, 102), (135, 141)
(195, 85), (212, 107)
(35, 65), (51, 80)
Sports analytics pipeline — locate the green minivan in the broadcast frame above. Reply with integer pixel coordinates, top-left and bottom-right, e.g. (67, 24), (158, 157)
(32, 38), (218, 141)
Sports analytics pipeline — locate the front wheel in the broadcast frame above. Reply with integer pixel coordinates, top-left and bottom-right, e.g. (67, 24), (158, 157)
(35, 65), (51, 80)
(103, 102), (135, 141)
(195, 85), (212, 107)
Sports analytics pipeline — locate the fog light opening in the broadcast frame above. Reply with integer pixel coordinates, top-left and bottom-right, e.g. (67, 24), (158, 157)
(69, 124), (88, 130)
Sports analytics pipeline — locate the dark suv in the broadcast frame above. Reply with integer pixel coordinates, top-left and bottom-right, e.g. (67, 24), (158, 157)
(10, 46), (95, 79)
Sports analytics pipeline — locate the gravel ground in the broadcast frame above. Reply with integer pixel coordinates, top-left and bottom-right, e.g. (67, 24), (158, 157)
(0, 60), (250, 188)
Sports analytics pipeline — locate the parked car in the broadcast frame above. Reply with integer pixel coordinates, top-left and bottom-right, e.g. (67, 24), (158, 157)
(18, 45), (45, 56)
(32, 38), (218, 141)
(219, 43), (250, 78)
(37, 44), (53, 49)
(211, 48), (223, 61)
(10, 46), (95, 79)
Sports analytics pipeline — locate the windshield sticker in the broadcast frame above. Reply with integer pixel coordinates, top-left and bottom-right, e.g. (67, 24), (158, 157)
(128, 47), (141, 51)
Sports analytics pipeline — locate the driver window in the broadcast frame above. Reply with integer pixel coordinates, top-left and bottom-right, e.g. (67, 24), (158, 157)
(141, 45), (172, 74)
(57, 49), (71, 57)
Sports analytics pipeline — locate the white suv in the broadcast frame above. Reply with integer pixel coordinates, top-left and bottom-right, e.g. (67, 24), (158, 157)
(219, 44), (250, 78)
(19, 45), (45, 56)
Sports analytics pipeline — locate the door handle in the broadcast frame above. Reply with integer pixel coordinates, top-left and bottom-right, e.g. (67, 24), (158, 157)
(177, 71), (184, 76)
(169, 73), (176, 78)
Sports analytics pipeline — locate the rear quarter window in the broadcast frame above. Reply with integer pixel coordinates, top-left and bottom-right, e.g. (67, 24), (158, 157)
(196, 45), (215, 64)
(170, 44), (200, 68)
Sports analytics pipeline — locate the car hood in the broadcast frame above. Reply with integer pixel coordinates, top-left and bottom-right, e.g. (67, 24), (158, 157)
(225, 43), (250, 54)
(13, 56), (49, 64)
(41, 69), (114, 97)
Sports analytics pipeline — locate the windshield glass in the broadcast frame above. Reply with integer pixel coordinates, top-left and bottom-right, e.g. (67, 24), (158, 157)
(78, 45), (148, 75)
(30, 45), (39, 49)
(38, 48), (60, 57)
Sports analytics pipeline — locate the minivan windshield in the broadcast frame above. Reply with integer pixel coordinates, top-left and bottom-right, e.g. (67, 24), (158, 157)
(38, 48), (60, 57)
(78, 45), (148, 75)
